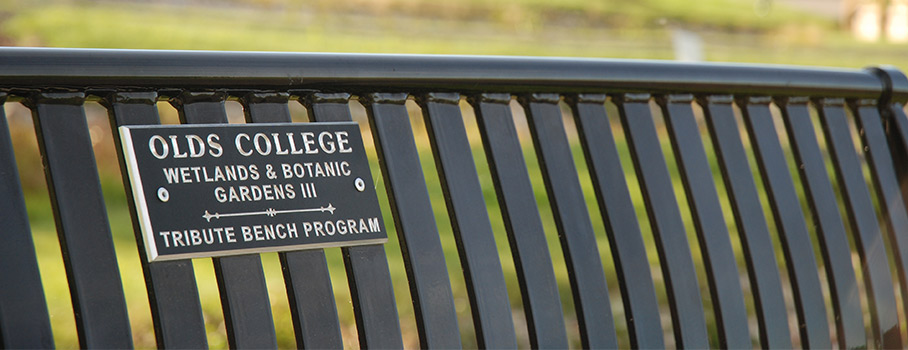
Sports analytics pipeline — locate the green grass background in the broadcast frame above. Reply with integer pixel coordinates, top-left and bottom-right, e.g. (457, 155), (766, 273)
(2, 0), (906, 348)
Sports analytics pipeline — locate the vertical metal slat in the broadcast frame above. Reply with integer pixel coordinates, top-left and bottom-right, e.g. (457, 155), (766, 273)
(0, 93), (54, 349)
(887, 105), (908, 196)
(816, 98), (901, 348)
(615, 93), (709, 349)
(699, 95), (792, 348)
(362, 92), (461, 349)
(469, 93), (568, 349)
(171, 91), (278, 349)
(419, 93), (517, 349)
(884, 102), (908, 247)
(241, 92), (295, 123)
(851, 99), (908, 342)
(240, 92), (344, 349)
(304, 92), (404, 349)
(777, 97), (866, 349)
(567, 94), (664, 349)
(520, 94), (617, 349)
(30, 92), (134, 349)
(659, 94), (751, 349)
(105, 91), (209, 349)
(738, 97), (832, 348)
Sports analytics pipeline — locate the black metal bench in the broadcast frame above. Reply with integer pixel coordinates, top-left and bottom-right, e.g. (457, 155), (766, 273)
(1, 47), (907, 349)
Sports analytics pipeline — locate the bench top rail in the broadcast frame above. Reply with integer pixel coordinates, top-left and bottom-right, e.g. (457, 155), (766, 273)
(0, 47), (898, 99)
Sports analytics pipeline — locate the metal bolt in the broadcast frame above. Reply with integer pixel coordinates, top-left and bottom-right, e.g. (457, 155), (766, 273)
(157, 187), (170, 202)
(355, 178), (366, 192)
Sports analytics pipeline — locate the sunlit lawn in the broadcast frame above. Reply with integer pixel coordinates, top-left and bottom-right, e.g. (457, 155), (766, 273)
(3, 1), (906, 68)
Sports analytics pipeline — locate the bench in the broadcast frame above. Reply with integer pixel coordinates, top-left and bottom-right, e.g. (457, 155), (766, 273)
(1, 47), (907, 349)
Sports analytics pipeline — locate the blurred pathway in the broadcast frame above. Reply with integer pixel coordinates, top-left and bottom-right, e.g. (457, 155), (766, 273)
(778, 0), (843, 19)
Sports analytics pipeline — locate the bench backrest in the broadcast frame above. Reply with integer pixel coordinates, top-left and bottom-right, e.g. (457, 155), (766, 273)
(1, 48), (907, 349)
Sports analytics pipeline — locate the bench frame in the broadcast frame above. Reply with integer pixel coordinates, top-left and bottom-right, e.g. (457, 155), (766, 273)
(1, 47), (907, 349)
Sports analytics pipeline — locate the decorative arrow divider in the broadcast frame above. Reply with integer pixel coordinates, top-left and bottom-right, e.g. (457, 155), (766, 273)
(202, 204), (337, 222)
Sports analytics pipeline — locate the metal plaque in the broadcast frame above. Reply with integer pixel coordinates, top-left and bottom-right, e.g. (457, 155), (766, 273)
(119, 122), (387, 262)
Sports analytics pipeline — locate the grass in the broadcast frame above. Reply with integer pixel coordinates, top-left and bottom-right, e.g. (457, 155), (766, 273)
(2, 1), (905, 69)
(227, 0), (826, 31)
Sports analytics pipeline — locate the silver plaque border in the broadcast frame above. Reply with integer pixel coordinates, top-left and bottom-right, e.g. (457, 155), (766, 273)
(118, 123), (388, 263)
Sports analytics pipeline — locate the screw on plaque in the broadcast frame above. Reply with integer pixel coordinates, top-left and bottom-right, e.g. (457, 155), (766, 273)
(157, 187), (170, 202)
(355, 178), (366, 192)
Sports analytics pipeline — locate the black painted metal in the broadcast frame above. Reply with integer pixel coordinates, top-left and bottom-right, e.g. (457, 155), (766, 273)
(171, 91), (278, 349)
(699, 95), (792, 349)
(277, 251), (343, 349)
(241, 91), (294, 123)
(738, 97), (831, 348)
(0, 48), (884, 99)
(361, 93), (461, 349)
(29, 92), (134, 349)
(776, 97), (866, 349)
(419, 93), (517, 349)
(567, 94), (664, 349)
(105, 91), (209, 349)
(870, 66), (908, 105)
(520, 93), (617, 348)
(878, 70), (908, 291)
(816, 98), (902, 348)
(885, 102), (908, 257)
(659, 94), (751, 349)
(615, 93), (710, 349)
(0, 94), (54, 349)
(851, 99), (908, 341)
(342, 245), (405, 349)
(470, 93), (568, 349)
(885, 103), (908, 348)
(303, 92), (404, 349)
(240, 92), (344, 349)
